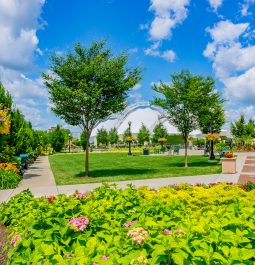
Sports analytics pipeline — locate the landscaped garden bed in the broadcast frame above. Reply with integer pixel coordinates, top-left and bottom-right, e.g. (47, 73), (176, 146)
(1, 183), (254, 264)
(49, 153), (221, 185)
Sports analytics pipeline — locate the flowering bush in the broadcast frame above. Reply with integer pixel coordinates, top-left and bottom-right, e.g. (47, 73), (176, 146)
(0, 163), (20, 173)
(0, 184), (255, 264)
(0, 168), (21, 189)
(224, 151), (234, 158)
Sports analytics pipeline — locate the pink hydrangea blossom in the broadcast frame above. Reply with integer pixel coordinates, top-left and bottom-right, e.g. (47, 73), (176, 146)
(73, 193), (87, 198)
(163, 229), (173, 236)
(175, 229), (185, 235)
(69, 217), (89, 231)
(123, 220), (137, 227)
(11, 235), (21, 246)
(101, 255), (109, 260)
(127, 227), (149, 244)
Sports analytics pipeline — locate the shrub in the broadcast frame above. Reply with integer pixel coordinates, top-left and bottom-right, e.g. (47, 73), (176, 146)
(0, 169), (21, 189)
(0, 184), (255, 264)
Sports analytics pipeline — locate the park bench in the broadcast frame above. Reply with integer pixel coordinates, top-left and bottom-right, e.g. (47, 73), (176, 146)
(220, 148), (230, 158)
(173, 146), (180, 155)
(19, 154), (29, 169)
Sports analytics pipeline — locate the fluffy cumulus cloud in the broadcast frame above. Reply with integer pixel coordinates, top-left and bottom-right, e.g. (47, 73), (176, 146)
(0, 0), (45, 70)
(204, 20), (255, 125)
(0, 0), (49, 129)
(204, 20), (255, 104)
(241, 0), (255, 16)
(143, 0), (190, 62)
(208, 0), (223, 12)
(144, 41), (176, 62)
(149, 0), (190, 40)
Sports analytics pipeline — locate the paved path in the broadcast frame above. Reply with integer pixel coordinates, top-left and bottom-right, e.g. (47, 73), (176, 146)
(0, 152), (252, 203)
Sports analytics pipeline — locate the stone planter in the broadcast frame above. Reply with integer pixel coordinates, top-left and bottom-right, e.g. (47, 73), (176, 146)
(221, 157), (237, 174)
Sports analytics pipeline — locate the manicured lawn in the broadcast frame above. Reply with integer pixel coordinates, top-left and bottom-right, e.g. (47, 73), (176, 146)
(49, 153), (221, 185)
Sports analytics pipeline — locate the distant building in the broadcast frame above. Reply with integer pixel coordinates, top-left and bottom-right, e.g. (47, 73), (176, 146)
(90, 101), (201, 144)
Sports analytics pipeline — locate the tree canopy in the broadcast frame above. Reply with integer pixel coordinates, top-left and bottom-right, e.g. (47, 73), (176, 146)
(152, 70), (225, 167)
(42, 40), (142, 176)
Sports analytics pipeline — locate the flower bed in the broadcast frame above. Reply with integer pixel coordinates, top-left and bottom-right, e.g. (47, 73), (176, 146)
(0, 184), (255, 264)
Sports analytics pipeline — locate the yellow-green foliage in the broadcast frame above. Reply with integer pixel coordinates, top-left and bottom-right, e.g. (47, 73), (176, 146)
(1, 183), (255, 264)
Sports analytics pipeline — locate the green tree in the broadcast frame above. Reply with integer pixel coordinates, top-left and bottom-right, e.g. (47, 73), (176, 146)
(50, 125), (65, 152)
(152, 70), (224, 167)
(231, 114), (246, 139)
(231, 115), (255, 144)
(80, 131), (87, 151)
(42, 41), (142, 177)
(246, 119), (255, 138)
(152, 122), (168, 144)
(108, 127), (119, 146)
(96, 128), (108, 147)
(137, 123), (150, 145)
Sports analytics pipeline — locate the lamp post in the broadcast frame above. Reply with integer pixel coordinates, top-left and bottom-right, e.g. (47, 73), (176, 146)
(128, 121), (132, 156)
(209, 119), (216, 161)
(68, 133), (71, 153)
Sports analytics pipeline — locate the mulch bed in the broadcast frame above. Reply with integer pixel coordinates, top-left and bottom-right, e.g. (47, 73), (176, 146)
(0, 224), (8, 265)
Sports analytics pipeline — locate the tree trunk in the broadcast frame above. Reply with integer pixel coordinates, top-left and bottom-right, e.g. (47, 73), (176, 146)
(85, 130), (90, 177)
(184, 137), (188, 168)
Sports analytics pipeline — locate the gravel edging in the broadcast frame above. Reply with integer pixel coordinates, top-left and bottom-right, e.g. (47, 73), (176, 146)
(0, 224), (8, 265)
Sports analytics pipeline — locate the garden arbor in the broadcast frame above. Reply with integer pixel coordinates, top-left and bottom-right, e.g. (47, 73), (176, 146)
(43, 41), (142, 177)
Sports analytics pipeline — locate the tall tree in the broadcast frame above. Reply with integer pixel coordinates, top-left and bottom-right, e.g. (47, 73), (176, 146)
(108, 127), (119, 146)
(152, 122), (168, 144)
(231, 114), (246, 139)
(42, 41), (142, 177)
(50, 125), (65, 152)
(96, 128), (108, 147)
(137, 123), (150, 145)
(152, 70), (224, 167)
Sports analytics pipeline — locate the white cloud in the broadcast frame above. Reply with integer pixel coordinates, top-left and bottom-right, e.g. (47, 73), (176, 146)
(144, 42), (176, 62)
(241, 0), (255, 16)
(143, 0), (189, 62)
(132, 83), (142, 90)
(149, 0), (190, 40)
(0, 0), (49, 129)
(0, 0), (45, 71)
(204, 20), (255, 106)
(208, 0), (223, 12)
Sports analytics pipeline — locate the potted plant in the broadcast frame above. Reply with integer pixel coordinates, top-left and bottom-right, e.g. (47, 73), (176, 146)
(221, 151), (237, 174)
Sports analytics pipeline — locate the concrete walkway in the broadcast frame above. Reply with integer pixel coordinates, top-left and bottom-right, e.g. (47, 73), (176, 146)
(0, 152), (251, 203)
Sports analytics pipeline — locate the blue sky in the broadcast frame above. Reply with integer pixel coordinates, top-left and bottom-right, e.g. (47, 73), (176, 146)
(0, 0), (255, 131)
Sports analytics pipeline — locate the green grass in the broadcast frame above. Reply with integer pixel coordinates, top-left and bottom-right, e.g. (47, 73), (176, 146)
(49, 152), (221, 185)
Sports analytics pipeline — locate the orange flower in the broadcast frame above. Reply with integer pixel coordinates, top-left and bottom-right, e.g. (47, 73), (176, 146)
(158, 137), (167, 142)
(0, 163), (19, 173)
(224, 151), (234, 158)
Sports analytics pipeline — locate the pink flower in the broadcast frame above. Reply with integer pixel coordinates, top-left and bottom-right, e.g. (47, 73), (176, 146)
(123, 220), (137, 227)
(127, 227), (149, 244)
(163, 229), (173, 236)
(69, 217), (89, 231)
(92, 263), (99, 265)
(175, 229), (185, 235)
(65, 253), (72, 259)
(73, 193), (87, 198)
(101, 255), (109, 260)
(11, 235), (21, 246)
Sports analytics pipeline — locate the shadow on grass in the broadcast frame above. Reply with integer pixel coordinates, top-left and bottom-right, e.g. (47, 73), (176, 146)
(75, 168), (157, 178)
(165, 161), (221, 168)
